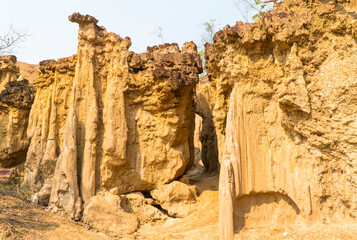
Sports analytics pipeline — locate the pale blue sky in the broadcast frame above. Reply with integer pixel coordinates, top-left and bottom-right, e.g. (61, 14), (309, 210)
(0, 0), (246, 64)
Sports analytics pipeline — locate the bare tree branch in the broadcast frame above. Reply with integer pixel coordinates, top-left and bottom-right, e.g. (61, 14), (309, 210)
(200, 19), (219, 46)
(235, 0), (276, 23)
(152, 26), (164, 44)
(198, 19), (219, 77)
(236, 4), (250, 23)
(0, 25), (28, 55)
(235, 0), (261, 23)
(263, 0), (278, 3)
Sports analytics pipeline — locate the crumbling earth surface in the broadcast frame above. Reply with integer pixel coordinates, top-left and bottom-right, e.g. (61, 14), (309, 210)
(0, 56), (35, 169)
(1, 173), (357, 240)
(205, 0), (357, 238)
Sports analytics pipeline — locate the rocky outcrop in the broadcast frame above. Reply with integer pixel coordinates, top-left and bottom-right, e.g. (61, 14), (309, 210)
(195, 77), (218, 173)
(205, 0), (357, 237)
(0, 56), (35, 168)
(0, 56), (19, 90)
(23, 13), (202, 220)
(23, 56), (76, 202)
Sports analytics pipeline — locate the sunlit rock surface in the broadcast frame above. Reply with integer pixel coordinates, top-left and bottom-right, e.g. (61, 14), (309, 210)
(205, 0), (357, 237)
(22, 13), (202, 220)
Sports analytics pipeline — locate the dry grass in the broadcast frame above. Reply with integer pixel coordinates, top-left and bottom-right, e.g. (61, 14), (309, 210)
(0, 166), (30, 200)
(0, 184), (31, 240)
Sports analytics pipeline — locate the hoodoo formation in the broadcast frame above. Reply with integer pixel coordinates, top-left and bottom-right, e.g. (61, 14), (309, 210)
(0, 56), (34, 168)
(204, 0), (357, 238)
(1, 0), (357, 239)
(22, 13), (202, 220)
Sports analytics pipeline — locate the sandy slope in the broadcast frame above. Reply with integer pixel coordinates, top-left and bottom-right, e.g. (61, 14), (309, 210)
(1, 173), (357, 240)
(0, 195), (110, 240)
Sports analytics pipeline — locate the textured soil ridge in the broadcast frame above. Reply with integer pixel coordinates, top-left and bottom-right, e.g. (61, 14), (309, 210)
(204, 0), (357, 238)
(0, 56), (35, 168)
(22, 12), (202, 223)
(1, 0), (357, 239)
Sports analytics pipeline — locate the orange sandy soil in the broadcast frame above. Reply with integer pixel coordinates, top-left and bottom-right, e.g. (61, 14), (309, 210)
(0, 195), (110, 240)
(1, 174), (356, 240)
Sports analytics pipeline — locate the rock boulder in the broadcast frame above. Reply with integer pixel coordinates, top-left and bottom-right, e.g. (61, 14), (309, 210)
(151, 181), (197, 217)
(82, 192), (139, 236)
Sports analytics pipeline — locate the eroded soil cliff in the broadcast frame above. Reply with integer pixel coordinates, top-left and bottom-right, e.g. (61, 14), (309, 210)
(23, 13), (202, 222)
(0, 56), (34, 168)
(205, 0), (357, 236)
(1, 0), (357, 239)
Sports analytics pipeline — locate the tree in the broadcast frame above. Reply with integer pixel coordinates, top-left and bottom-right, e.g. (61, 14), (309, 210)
(199, 19), (219, 76)
(235, 0), (277, 22)
(200, 19), (217, 45)
(0, 25), (27, 55)
(152, 26), (164, 44)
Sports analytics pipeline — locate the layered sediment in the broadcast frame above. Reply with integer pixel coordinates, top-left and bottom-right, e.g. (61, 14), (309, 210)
(205, 0), (357, 237)
(195, 78), (218, 173)
(23, 13), (202, 219)
(0, 55), (19, 90)
(0, 56), (34, 168)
